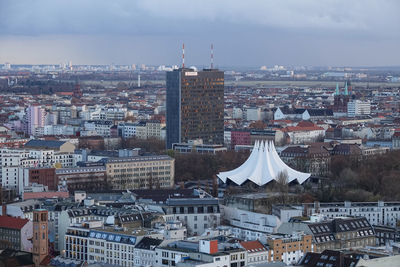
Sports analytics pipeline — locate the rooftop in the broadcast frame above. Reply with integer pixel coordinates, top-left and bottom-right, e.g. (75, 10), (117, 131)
(0, 215), (29, 230)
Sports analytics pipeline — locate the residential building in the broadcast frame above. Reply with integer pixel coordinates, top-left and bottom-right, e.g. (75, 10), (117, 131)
(303, 201), (400, 227)
(26, 105), (45, 136)
(373, 225), (400, 246)
(278, 216), (376, 252)
(266, 233), (312, 265)
(239, 240), (270, 265)
(0, 207), (33, 252)
(83, 120), (113, 137)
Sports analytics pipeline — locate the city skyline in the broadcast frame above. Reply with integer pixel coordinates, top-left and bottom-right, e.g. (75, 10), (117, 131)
(1, 0), (400, 67)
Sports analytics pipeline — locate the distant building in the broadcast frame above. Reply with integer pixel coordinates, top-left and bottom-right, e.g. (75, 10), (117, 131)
(333, 81), (351, 113)
(104, 155), (174, 190)
(303, 201), (400, 227)
(166, 68), (224, 149)
(347, 100), (371, 117)
(26, 106), (45, 136)
(55, 166), (107, 193)
(172, 139), (227, 154)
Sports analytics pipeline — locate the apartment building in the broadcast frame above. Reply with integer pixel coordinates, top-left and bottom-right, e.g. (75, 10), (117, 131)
(266, 234), (312, 265)
(304, 201), (400, 227)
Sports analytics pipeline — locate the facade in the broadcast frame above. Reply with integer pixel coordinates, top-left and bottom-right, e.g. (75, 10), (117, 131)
(282, 123), (325, 145)
(83, 120), (113, 137)
(303, 201), (400, 227)
(230, 130), (251, 149)
(221, 205), (279, 239)
(64, 226), (140, 265)
(166, 68), (224, 149)
(26, 105), (46, 136)
(0, 146), (75, 193)
(278, 217), (376, 252)
(280, 143), (331, 176)
(134, 237), (163, 267)
(373, 225), (400, 246)
(0, 211), (32, 252)
(162, 198), (220, 236)
(118, 121), (163, 140)
(105, 155), (174, 190)
(55, 166), (107, 192)
(266, 234), (312, 265)
(347, 100), (371, 117)
(239, 240), (270, 265)
(26, 168), (57, 190)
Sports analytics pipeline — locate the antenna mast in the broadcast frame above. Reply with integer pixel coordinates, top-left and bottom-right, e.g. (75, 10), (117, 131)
(182, 43), (185, 68)
(211, 44), (214, 69)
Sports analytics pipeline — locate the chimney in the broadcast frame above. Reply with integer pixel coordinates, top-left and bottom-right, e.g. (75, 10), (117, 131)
(2, 205), (6, 216)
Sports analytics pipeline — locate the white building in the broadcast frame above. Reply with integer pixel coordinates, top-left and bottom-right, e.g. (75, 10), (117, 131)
(218, 140), (311, 186)
(221, 205), (279, 240)
(246, 107), (262, 121)
(84, 120), (113, 137)
(26, 105), (46, 136)
(303, 201), (400, 227)
(347, 100), (371, 117)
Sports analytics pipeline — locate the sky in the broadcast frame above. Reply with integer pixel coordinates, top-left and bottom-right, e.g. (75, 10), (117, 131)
(0, 0), (399, 67)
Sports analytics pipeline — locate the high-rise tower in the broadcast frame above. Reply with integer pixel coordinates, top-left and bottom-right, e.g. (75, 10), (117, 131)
(32, 209), (48, 267)
(166, 68), (224, 149)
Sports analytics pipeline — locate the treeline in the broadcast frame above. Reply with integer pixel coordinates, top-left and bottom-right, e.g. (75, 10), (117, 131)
(173, 151), (250, 182)
(314, 150), (400, 202)
(0, 79), (76, 95)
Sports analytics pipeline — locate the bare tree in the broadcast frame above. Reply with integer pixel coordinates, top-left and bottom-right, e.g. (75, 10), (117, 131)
(275, 170), (289, 204)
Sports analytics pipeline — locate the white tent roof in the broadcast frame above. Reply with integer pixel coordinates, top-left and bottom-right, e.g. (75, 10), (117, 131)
(217, 140), (310, 186)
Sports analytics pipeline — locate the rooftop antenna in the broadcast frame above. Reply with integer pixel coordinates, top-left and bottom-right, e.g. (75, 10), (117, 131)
(211, 44), (214, 69)
(182, 43), (185, 68)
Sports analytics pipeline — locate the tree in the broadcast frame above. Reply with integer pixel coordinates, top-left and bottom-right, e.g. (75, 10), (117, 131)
(275, 170), (289, 204)
(249, 120), (267, 130)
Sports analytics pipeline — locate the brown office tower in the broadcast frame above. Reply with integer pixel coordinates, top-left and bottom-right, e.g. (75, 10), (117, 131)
(166, 68), (224, 149)
(33, 209), (48, 267)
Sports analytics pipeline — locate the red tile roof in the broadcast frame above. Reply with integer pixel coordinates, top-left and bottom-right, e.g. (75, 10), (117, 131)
(0, 216), (29, 230)
(297, 121), (315, 127)
(240, 240), (267, 252)
(283, 126), (324, 132)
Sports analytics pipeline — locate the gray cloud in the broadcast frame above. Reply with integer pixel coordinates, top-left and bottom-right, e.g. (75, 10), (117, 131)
(0, 0), (399, 66)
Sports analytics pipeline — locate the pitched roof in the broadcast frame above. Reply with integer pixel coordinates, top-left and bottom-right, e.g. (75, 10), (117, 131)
(240, 240), (267, 252)
(135, 237), (163, 250)
(297, 121), (316, 127)
(0, 216), (29, 230)
(307, 109), (334, 117)
(24, 139), (66, 149)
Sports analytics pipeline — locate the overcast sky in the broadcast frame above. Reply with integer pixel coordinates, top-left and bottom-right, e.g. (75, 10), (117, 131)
(0, 0), (399, 67)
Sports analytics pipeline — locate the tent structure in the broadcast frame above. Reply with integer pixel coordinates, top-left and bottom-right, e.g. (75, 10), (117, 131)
(217, 140), (311, 186)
